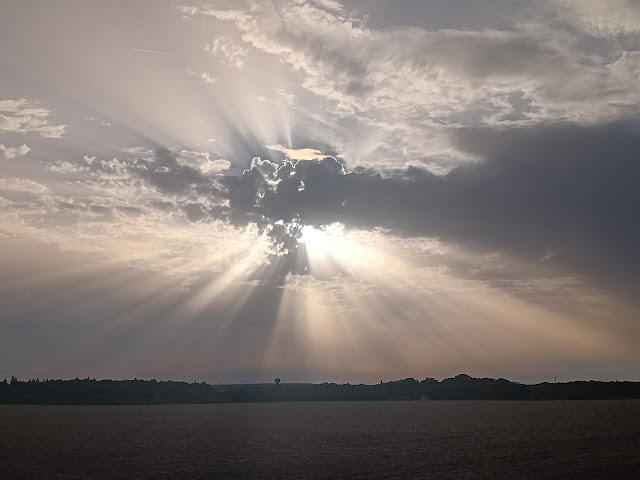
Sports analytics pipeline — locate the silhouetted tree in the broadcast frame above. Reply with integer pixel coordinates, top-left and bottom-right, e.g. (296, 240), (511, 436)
(10, 376), (17, 385)
(274, 378), (281, 385)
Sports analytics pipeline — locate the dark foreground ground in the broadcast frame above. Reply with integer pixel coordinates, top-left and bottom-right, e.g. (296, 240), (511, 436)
(1, 401), (639, 479)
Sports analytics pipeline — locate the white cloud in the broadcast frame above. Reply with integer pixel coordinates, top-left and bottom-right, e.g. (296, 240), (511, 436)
(203, 3), (617, 121)
(186, 69), (217, 84)
(0, 144), (30, 159)
(122, 146), (154, 159)
(195, 1), (640, 168)
(0, 178), (51, 195)
(177, 150), (231, 174)
(47, 160), (90, 174)
(0, 99), (67, 138)
(205, 37), (248, 69)
(177, 5), (199, 19)
(93, 157), (134, 181)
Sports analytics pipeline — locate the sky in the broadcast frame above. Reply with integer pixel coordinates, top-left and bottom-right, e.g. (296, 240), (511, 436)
(1, 0), (639, 384)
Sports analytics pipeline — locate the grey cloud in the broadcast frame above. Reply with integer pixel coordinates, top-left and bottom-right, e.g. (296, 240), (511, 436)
(558, 0), (640, 37)
(18, 145), (231, 230)
(123, 146), (223, 198)
(392, 29), (574, 80)
(217, 121), (640, 297)
(221, 157), (279, 226)
(10, 120), (638, 299)
(444, 123), (640, 288)
(97, 146), (231, 223)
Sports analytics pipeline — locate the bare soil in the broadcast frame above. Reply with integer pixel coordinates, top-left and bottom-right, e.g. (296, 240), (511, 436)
(1, 400), (639, 479)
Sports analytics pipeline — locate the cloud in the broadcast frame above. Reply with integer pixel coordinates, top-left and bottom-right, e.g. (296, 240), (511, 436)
(558, 0), (640, 36)
(218, 121), (640, 297)
(0, 150), (266, 280)
(78, 147), (230, 224)
(47, 160), (90, 174)
(129, 146), (227, 197)
(266, 144), (326, 160)
(2, 0), (639, 382)
(186, 69), (217, 84)
(0, 144), (30, 159)
(3, 121), (637, 298)
(302, 0), (344, 13)
(177, 5), (199, 18)
(276, 89), (298, 109)
(0, 145), (230, 239)
(0, 178), (52, 196)
(177, 150), (231, 175)
(205, 36), (248, 69)
(2, 129), (639, 376)
(0, 99), (67, 138)
(205, 1), (638, 122)
(190, 0), (640, 169)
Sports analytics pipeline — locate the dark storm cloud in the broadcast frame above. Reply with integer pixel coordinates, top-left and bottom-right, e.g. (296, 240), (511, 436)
(217, 121), (640, 295)
(445, 122), (640, 290)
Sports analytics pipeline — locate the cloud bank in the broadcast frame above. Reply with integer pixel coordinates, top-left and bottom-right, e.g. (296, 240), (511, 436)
(183, 0), (640, 169)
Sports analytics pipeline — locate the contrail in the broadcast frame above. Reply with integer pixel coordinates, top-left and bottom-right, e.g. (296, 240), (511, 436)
(131, 48), (176, 56)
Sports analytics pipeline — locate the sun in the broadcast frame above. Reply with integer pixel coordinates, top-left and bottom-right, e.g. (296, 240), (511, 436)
(300, 225), (327, 246)
(297, 223), (384, 278)
(299, 223), (349, 252)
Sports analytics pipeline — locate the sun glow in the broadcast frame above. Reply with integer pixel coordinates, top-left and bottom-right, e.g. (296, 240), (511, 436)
(300, 223), (385, 277)
(300, 224), (328, 245)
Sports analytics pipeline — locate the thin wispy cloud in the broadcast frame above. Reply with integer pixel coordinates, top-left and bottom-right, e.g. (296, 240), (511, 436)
(204, 36), (248, 69)
(186, 69), (217, 84)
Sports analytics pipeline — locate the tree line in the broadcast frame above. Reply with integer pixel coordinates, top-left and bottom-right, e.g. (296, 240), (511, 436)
(1, 374), (639, 405)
